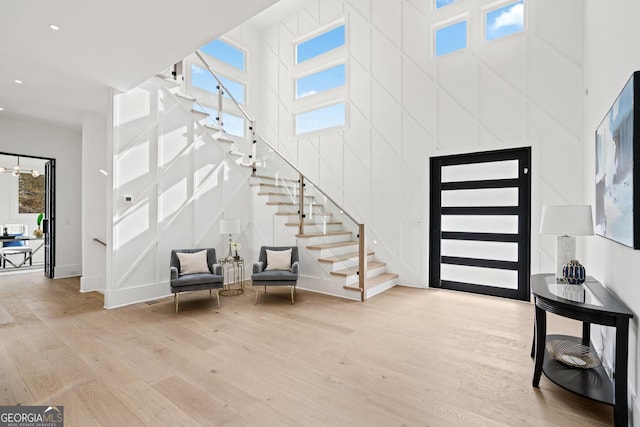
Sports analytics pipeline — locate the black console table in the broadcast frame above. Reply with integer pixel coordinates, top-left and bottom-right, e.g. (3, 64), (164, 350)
(531, 273), (633, 427)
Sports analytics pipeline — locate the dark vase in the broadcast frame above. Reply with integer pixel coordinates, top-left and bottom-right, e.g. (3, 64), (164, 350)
(562, 259), (586, 284)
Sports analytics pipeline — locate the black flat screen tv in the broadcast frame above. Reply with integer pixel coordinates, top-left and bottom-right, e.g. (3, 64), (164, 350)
(595, 71), (640, 249)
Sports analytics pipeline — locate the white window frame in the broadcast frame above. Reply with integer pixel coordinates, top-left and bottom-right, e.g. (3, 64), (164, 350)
(482, 0), (526, 44)
(293, 21), (346, 65)
(432, 14), (469, 58)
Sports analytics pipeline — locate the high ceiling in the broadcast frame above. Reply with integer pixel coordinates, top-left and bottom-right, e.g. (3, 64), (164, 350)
(0, 0), (279, 128)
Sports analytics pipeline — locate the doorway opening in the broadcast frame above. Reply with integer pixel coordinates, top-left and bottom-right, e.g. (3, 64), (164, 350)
(429, 147), (531, 301)
(0, 152), (56, 278)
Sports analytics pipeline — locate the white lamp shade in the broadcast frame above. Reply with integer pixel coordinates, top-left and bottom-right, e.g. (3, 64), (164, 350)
(540, 205), (594, 236)
(220, 218), (240, 235)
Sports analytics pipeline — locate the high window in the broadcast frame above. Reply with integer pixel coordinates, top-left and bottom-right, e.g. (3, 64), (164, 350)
(295, 102), (345, 135)
(295, 64), (345, 99)
(434, 19), (468, 56)
(200, 39), (246, 71)
(485, 1), (525, 42)
(296, 25), (345, 64)
(435, 0), (458, 9)
(292, 24), (347, 136)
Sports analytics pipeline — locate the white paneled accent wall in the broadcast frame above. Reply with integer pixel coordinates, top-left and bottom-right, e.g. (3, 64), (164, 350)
(107, 78), (252, 308)
(245, 0), (584, 284)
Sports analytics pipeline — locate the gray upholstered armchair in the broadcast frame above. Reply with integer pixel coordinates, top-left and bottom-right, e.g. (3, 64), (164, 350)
(170, 248), (224, 313)
(251, 246), (299, 304)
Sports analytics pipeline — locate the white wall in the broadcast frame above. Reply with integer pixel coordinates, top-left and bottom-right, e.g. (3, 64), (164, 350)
(106, 78), (253, 308)
(0, 116), (82, 277)
(584, 0), (640, 420)
(81, 112), (108, 293)
(251, 0), (584, 285)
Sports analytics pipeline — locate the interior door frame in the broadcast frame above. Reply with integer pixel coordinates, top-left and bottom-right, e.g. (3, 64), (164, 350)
(0, 151), (56, 277)
(429, 147), (531, 301)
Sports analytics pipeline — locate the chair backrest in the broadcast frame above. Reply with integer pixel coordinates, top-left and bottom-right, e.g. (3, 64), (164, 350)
(2, 224), (27, 248)
(170, 248), (217, 272)
(258, 246), (299, 266)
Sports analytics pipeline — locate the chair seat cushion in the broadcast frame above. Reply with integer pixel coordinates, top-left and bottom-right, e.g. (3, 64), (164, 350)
(171, 273), (223, 288)
(252, 270), (297, 281)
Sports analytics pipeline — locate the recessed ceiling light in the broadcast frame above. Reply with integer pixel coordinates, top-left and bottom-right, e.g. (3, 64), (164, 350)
(0, 107), (4, 111)
(14, 79), (23, 84)
(49, 24), (60, 31)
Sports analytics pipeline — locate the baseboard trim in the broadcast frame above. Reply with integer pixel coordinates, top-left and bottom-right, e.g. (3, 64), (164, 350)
(54, 264), (82, 278)
(104, 281), (171, 309)
(80, 275), (103, 293)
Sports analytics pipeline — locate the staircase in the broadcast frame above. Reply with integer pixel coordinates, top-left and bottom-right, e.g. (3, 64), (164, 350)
(250, 174), (398, 300)
(154, 55), (399, 301)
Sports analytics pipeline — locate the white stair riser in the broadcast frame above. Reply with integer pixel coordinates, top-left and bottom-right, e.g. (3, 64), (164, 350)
(289, 223), (343, 233)
(339, 266), (387, 286)
(276, 204), (325, 215)
(310, 244), (359, 258)
(325, 255), (375, 272)
(266, 195), (316, 204)
(366, 278), (398, 299)
(297, 233), (352, 246)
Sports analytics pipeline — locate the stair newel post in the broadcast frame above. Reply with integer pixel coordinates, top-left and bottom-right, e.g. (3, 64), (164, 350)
(298, 174), (305, 236)
(358, 224), (367, 301)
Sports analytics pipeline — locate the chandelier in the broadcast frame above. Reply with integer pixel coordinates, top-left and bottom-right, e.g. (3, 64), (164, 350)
(0, 157), (41, 177)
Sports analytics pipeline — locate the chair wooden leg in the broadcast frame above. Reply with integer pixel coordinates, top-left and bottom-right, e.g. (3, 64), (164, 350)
(255, 287), (259, 305)
(175, 293), (179, 313)
(209, 289), (212, 298)
(215, 289), (220, 308)
(291, 285), (295, 304)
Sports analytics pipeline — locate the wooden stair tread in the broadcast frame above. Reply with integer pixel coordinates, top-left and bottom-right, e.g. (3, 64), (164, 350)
(343, 285), (363, 292)
(275, 212), (332, 217)
(366, 273), (398, 287)
(330, 261), (386, 277)
(258, 192), (313, 198)
(266, 202), (323, 207)
(306, 241), (358, 250)
(296, 231), (352, 238)
(318, 251), (374, 263)
(251, 183), (298, 189)
(253, 174), (298, 183)
(285, 221), (342, 227)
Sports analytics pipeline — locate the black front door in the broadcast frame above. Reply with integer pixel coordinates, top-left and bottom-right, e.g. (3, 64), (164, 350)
(429, 147), (531, 301)
(44, 160), (55, 278)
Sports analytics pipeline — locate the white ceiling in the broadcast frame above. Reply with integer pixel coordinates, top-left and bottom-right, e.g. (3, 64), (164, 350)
(0, 0), (279, 128)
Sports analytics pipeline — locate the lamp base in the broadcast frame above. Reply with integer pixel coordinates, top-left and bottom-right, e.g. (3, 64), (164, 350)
(555, 235), (576, 280)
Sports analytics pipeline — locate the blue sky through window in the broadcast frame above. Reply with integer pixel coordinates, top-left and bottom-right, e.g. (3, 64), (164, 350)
(218, 75), (245, 104)
(295, 103), (345, 135)
(486, 1), (524, 42)
(435, 0), (457, 9)
(191, 64), (245, 103)
(200, 39), (245, 71)
(191, 64), (216, 92)
(193, 104), (245, 137)
(296, 25), (345, 64)
(435, 20), (467, 56)
(296, 64), (345, 99)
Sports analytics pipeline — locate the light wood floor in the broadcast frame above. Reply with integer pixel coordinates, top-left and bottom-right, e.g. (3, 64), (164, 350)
(0, 272), (612, 426)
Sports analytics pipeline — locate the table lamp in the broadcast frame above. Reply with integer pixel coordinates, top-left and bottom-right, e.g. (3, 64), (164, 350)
(220, 218), (240, 261)
(540, 205), (594, 279)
